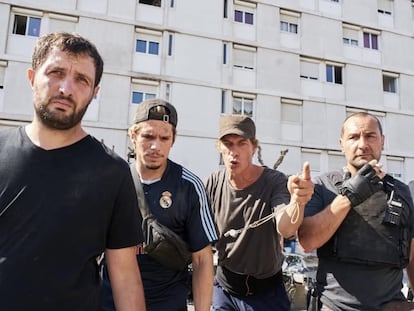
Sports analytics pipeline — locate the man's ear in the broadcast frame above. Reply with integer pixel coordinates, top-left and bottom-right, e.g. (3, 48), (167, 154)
(27, 68), (35, 87)
(339, 138), (344, 152)
(93, 85), (100, 98)
(128, 127), (137, 145)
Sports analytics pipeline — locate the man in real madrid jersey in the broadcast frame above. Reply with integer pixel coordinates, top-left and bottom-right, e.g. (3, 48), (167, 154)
(101, 98), (218, 311)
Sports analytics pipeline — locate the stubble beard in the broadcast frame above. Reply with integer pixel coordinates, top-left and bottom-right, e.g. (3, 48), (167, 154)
(35, 96), (90, 130)
(145, 163), (162, 170)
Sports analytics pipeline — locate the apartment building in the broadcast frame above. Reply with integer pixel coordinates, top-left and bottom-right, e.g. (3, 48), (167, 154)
(0, 0), (413, 181)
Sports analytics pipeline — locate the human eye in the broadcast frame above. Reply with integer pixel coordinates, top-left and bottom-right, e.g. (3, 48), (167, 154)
(239, 139), (249, 146)
(76, 75), (91, 86)
(48, 69), (64, 77)
(347, 134), (358, 141)
(367, 133), (378, 140)
(141, 133), (153, 140)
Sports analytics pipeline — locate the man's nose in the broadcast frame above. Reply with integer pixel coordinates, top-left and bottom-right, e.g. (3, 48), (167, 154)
(228, 146), (239, 156)
(357, 135), (368, 148)
(59, 78), (74, 97)
(150, 139), (160, 149)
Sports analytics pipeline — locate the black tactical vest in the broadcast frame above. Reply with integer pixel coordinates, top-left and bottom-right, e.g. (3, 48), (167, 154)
(317, 172), (411, 268)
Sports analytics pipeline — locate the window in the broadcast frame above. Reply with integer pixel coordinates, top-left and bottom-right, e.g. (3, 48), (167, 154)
(412, 1), (414, 19)
(13, 14), (41, 37)
(233, 44), (255, 70)
(383, 72), (398, 93)
(378, 0), (392, 15)
(221, 90), (227, 113)
(48, 13), (78, 33)
(300, 58), (319, 80)
(131, 79), (159, 105)
(223, 43), (228, 64)
(130, 79), (159, 123)
(363, 31), (379, 50)
(343, 38), (358, 46)
(167, 34), (173, 56)
(281, 98), (302, 123)
(136, 39), (159, 55)
(234, 10), (254, 24)
(139, 0), (161, 7)
(232, 92), (254, 117)
(346, 108), (385, 132)
(135, 29), (162, 56)
(343, 24), (359, 46)
(326, 63), (343, 84)
(387, 156), (404, 180)
(328, 151), (345, 172)
(224, 0), (228, 18)
(170, 0), (174, 8)
(0, 62), (6, 89)
(281, 98), (302, 141)
(280, 21), (298, 33)
(280, 10), (299, 34)
(301, 149), (321, 174)
(132, 91), (156, 104)
(164, 82), (172, 101)
(233, 0), (255, 25)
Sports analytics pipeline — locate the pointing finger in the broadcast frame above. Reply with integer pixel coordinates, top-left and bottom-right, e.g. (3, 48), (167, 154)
(302, 162), (311, 181)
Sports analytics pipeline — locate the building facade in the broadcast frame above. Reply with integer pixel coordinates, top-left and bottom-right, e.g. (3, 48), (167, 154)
(0, 0), (413, 181)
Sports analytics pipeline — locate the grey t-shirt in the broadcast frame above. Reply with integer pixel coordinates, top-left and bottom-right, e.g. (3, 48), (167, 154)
(205, 167), (290, 278)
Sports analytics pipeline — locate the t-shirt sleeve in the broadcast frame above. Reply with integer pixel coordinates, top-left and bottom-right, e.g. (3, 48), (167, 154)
(304, 175), (338, 217)
(270, 170), (290, 211)
(185, 176), (218, 252)
(106, 169), (144, 249)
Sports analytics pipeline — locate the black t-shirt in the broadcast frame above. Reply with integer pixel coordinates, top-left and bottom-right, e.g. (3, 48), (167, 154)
(0, 127), (143, 311)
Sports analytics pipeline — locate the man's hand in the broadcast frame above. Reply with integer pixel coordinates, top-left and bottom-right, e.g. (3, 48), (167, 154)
(339, 163), (382, 208)
(287, 162), (314, 207)
(279, 162), (314, 237)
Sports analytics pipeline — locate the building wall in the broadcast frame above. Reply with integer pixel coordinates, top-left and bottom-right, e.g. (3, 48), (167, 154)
(0, 0), (413, 182)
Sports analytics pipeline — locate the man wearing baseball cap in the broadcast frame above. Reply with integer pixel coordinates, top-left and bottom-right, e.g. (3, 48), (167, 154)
(102, 98), (218, 311)
(205, 114), (314, 310)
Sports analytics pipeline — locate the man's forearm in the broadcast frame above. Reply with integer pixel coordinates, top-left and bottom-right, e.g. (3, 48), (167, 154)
(298, 195), (351, 252)
(107, 247), (147, 311)
(192, 248), (214, 311)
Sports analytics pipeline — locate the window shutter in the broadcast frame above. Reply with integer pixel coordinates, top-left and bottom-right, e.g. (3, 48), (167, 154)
(300, 59), (319, 79)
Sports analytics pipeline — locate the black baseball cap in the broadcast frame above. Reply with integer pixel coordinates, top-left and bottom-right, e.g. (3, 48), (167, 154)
(133, 98), (177, 127)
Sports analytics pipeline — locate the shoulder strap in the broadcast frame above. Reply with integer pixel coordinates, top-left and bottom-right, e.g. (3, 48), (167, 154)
(130, 164), (151, 218)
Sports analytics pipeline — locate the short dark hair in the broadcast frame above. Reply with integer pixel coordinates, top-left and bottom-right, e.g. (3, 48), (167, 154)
(32, 32), (104, 87)
(341, 112), (383, 137)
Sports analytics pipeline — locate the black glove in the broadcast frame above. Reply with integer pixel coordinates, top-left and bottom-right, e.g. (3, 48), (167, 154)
(339, 163), (382, 207)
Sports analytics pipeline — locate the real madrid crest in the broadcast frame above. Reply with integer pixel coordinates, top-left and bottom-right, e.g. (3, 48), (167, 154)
(159, 191), (173, 209)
